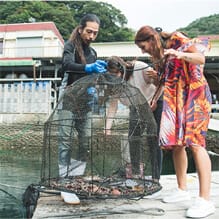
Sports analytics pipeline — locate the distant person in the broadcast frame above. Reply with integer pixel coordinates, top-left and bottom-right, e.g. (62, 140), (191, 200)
(58, 14), (107, 177)
(105, 56), (163, 182)
(135, 25), (215, 218)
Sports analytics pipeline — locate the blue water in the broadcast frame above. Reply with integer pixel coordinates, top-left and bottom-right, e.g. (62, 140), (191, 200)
(0, 151), (41, 219)
(1, 133), (219, 219)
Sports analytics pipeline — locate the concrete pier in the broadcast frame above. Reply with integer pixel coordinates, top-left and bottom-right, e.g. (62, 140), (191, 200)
(33, 171), (219, 219)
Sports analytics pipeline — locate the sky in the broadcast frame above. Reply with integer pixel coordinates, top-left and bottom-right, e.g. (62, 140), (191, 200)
(96, 0), (219, 32)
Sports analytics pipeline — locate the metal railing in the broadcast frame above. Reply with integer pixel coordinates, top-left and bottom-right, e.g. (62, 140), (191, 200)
(0, 81), (53, 114)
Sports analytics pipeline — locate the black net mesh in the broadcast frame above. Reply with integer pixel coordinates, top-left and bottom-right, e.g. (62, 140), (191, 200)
(41, 73), (161, 199)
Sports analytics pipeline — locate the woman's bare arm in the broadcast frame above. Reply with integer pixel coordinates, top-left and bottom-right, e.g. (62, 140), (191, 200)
(164, 45), (205, 65)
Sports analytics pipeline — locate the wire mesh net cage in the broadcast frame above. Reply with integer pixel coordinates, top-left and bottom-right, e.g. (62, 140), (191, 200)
(41, 73), (162, 199)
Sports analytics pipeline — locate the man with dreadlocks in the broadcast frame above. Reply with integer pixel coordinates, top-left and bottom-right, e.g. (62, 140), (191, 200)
(58, 14), (107, 178)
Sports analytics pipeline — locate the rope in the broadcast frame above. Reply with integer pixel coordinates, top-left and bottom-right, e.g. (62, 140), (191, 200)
(132, 56), (166, 72)
(64, 57), (166, 75)
(0, 182), (26, 190)
(0, 124), (33, 141)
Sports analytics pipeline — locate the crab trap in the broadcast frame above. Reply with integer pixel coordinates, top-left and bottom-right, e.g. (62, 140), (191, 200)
(40, 73), (162, 199)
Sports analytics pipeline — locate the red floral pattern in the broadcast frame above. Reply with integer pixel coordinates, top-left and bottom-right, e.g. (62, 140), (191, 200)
(160, 32), (212, 149)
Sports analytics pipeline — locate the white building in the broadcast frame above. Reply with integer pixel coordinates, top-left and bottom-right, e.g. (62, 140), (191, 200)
(0, 22), (64, 123)
(0, 22), (64, 59)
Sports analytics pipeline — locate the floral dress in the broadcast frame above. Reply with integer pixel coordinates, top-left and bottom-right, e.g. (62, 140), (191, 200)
(159, 32), (212, 149)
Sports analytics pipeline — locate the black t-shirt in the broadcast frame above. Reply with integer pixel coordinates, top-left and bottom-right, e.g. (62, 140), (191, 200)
(61, 40), (97, 85)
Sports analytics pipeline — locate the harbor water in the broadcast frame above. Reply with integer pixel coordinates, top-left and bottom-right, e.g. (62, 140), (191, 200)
(1, 130), (219, 219)
(0, 153), (41, 218)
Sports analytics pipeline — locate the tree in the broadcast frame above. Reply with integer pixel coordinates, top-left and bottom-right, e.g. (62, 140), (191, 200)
(0, 1), (76, 40)
(0, 1), (217, 41)
(65, 1), (135, 42)
(0, 1), (135, 42)
(178, 14), (219, 38)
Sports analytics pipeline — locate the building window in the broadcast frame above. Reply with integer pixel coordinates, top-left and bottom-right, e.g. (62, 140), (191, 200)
(16, 37), (43, 57)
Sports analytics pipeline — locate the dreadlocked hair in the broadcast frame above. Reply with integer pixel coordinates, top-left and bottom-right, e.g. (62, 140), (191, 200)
(69, 26), (86, 64)
(68, 14), (101, 64)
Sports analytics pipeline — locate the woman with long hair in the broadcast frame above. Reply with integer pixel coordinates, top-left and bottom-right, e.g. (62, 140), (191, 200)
(135, 25), (215, 218)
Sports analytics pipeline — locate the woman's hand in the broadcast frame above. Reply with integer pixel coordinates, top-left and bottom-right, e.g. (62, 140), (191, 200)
(143, 68), (159, 85)
(164, 48), (182, 59)
(150, 99), (157, 112)
(146, 69), (158, 80)
(164, 46), (205, 65)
